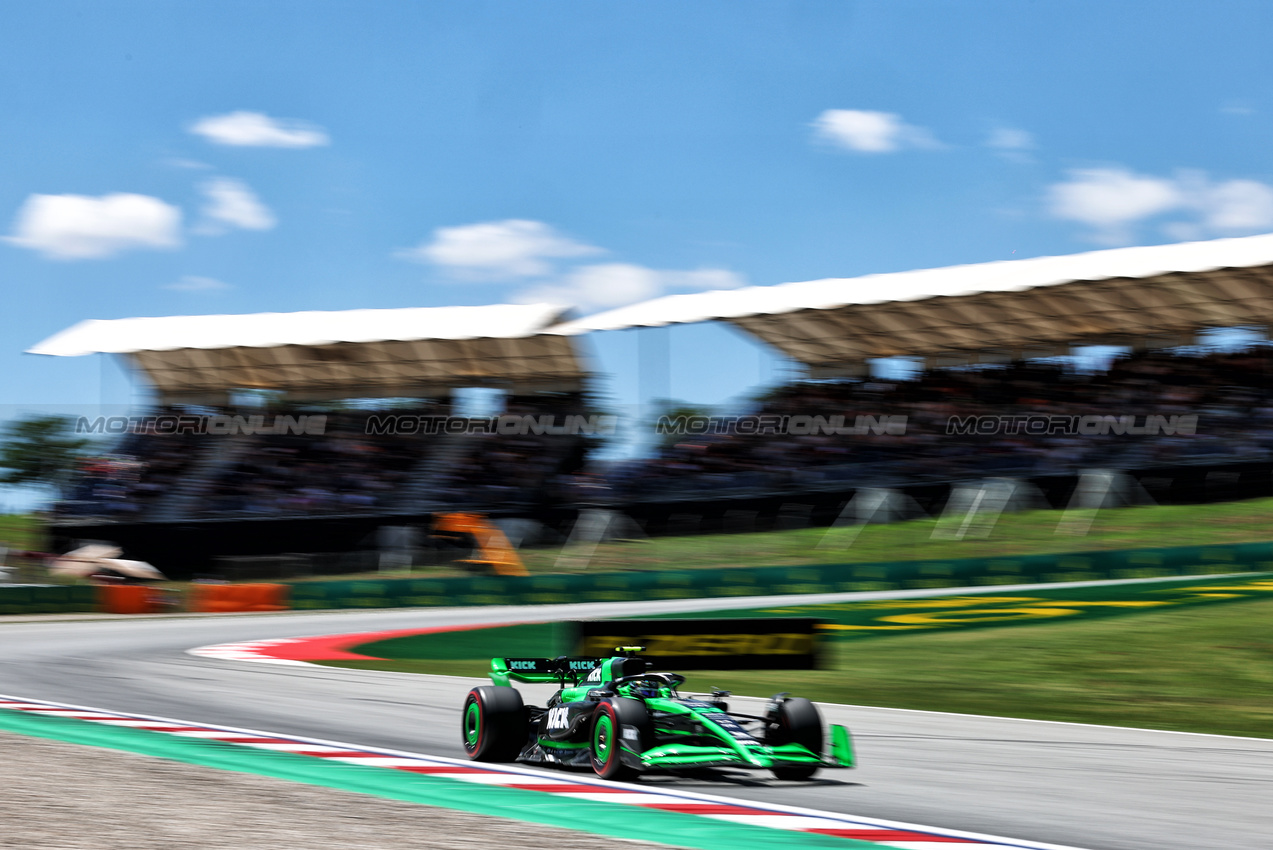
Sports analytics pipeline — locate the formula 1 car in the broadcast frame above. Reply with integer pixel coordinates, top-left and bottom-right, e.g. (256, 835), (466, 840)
(460, 647), (854, 781)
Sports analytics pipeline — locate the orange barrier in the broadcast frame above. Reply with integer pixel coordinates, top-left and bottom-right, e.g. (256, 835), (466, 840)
(97, 585), (165, 615)
(187, 583), (289, 613)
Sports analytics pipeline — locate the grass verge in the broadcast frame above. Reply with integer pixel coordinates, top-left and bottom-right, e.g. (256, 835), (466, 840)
(280, 497), (1273, 583)
(517, 498), (1273, 573)
(23, 499), (1273, 586)
(688, 597), (1273, 738)
(0, 513), (45, 552)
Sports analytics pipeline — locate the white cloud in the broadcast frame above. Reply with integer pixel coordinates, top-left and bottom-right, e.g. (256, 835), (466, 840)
(189, 111), (329, 148)
(1161, 221), (1203, 243)
(400, 219), (601, 279)
(1195, 178), (1273, 232)
(4, 192), (182, 260)
(986, 127), (1035, 162)
(517, 263), (745, 310)
(523, 264), (661, 308)
(660, 268), (747, 292)
(403, 217), (744, 308)
(163, 157), (213, 170)
(198, 177), (276, 233)
(1047, 168), (1181, 240)
(1047, 167), (1273, 243)
(987, 127), (1035, 151)
(164, 275), (231, 292)
(811, 109), (939, 153)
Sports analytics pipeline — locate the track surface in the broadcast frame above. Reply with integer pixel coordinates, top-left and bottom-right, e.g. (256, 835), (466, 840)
(2, 599), (1271, 850)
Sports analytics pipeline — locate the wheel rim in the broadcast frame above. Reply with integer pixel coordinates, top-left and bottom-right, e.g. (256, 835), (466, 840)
(464, 701), (481, 750)
(593, 712), (613, 764)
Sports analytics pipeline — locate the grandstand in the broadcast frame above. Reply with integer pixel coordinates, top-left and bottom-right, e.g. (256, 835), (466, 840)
(559, 232), (1273, 529)
(30, 304), (596, 576)
(600, 346), (1273, 506)
(28, 233), (1273, 576)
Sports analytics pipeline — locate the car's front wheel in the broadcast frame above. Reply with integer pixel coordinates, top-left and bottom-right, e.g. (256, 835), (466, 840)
(462, 686), (526, 762)
(767, 696), (823, 780)
(590, 698), (648, 781)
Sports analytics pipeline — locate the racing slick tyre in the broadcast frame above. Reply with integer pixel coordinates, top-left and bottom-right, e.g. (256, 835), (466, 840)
(462, 686), (526, 762)
(590, 698), (650, 781)
(767, 696), (823, 780)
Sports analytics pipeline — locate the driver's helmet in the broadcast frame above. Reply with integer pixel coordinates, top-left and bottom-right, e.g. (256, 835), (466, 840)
(633, 681), (663, 699)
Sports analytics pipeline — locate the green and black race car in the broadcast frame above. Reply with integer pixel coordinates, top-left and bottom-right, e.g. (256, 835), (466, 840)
(461, 647), (854, 781)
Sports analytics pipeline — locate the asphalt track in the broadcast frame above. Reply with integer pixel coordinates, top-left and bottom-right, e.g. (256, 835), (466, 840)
(2, 597), (1271, 850)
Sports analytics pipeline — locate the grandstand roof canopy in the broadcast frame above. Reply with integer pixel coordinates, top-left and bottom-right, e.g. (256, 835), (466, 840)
(555, 232), (1273, 374)
(28, 304), (587, 403)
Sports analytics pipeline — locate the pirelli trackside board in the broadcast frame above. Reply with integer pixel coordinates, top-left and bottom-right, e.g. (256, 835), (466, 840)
(573, 618), (822, 669)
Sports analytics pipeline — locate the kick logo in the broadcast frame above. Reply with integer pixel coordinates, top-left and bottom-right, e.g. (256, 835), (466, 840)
(546, 707), (570, 730)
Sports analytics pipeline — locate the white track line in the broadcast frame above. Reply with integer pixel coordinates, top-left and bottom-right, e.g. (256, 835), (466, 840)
(0, 693), (1090, 850)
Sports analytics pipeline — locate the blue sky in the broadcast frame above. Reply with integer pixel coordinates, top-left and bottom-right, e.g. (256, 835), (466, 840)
(4, 0), (1273, 420)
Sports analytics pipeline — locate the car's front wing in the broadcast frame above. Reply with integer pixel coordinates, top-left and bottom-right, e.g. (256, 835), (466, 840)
(629, 724), (855, 773)
(518, 723), (855, 774)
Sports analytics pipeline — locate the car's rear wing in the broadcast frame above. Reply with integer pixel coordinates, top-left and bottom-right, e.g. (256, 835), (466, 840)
(490, 656), (601, 686)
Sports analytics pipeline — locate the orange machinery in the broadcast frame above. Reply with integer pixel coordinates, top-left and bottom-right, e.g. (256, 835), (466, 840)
(430, 513), (527, 577)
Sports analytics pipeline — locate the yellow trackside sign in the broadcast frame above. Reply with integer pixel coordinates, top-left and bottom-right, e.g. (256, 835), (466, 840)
(573, 619), (822, 669)
(579, 633), (814, 657)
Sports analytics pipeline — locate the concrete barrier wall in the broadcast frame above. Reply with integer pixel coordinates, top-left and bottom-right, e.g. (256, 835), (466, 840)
(187, 583), (290, 613)
(98, 585), (166, 614)
(0, 585), (97, 614)
(1, 541), (1267, 615)
(285, 540), (1273, 611)
(0, 582), (287, 615)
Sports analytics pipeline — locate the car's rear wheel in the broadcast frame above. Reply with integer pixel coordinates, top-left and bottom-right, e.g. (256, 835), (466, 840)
(590, 698), (648, 781)
(767, 696), (823, 780)
(462, 686), (526, 762)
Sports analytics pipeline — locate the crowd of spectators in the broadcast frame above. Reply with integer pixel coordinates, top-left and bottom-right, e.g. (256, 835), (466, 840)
(432, 395), (592, 508)
(57, 430), (205, 519)
(600, 347), (1273, 500)
(197, 410), (434, 516)
(56, 395), (596, 519)
(55, 349), (1273, 518)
